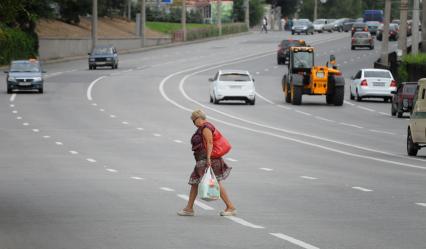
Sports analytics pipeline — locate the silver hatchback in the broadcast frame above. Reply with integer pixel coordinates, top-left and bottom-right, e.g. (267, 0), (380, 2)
(351, 32), (374, 50)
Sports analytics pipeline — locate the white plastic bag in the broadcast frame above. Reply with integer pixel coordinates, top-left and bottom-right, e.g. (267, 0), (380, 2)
(198, 167), (220, 201)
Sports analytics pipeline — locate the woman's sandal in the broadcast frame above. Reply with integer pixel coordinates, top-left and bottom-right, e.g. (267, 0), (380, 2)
(177, 209), (195, 216)
(219, 209), (237, 216)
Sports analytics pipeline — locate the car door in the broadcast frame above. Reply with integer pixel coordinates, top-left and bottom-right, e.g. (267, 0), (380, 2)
(113, 48), (118, 64)
(210, 72), (219, 97)
(351, 70), (362, 95)
(413, 87), (426, 142)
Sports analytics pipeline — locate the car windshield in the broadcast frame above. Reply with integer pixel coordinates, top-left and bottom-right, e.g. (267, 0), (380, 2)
(404, 85), (417, 94)
(355, 33), (370, 38)
(219, 73), (251, 82)
(293, 51), (313, 68)
(364, 71), (392, 78)
(390, 24), (399, 30)
(314, 20), (326, 24)
(354, 23), (366, 28)
(10, 62), (40, 72)
(366, 21), (380, 26)
(294, 21), (309, 26)
(93, 47), (113, 55)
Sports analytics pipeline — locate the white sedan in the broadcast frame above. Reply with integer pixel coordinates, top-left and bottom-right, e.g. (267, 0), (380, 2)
(349, 69), (397, 102)
(209, 70), (256, 105)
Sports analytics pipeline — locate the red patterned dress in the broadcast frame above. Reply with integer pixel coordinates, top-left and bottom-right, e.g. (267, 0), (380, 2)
(188, 122), (232, 185)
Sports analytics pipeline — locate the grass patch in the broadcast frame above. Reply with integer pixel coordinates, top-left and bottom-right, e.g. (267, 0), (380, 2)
(147, 22), (214, 34)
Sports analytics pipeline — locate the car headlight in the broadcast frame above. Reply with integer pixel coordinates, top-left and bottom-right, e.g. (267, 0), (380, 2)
(89, 58), (95, 62)
(33, 77), (42, 82)
(302, 27), (307, 29)
(8, 76), (16, 82)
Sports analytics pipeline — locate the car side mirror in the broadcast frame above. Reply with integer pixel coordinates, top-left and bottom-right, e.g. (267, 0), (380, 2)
(252, 78), (255, 82)
(42, 70), (47, 73)
(391, 91), (397, 94)
(88, 53), (91, 55)
(4, 70), (8, 73)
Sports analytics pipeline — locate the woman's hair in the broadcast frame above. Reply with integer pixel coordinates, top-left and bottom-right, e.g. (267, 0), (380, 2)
(191, 109), (206, 121)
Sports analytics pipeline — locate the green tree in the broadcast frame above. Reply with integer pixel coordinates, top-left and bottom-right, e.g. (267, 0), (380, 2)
(232, 0), (265, 26)
(56, 0), (91, 24)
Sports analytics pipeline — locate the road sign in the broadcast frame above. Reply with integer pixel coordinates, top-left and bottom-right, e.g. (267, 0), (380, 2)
(162, 0), (173, 4)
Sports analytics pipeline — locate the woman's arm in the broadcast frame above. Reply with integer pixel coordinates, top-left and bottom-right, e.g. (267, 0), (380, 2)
(202, 127), (213, 166)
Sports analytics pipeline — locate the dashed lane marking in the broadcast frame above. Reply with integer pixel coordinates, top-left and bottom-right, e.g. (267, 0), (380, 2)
(86, 158), (96, 163)
(153, 133), (162, 137)
(276, 105), (292, 110)
(106, 168), (118, 173)
(12, 110), (18, 114)
(301, 176), (318, 180)
(16, 117), (22, 120)
(87, 76), (106, 101)
(295, 110), (313, 116)
(22, 123), (29, 126)
(110, 114), (116, 118)
(369, 130), (396, 136)
(55, 142), (63, 145)
(256, 92), (274, 104)
(260, 168), (273, 171)
(173, 139), (183, 143)
(339, 122), (363, 129)
(131, 176), (144, 180)
(122, 121), (129, 125)
(92, 103), (98, 106)
(177, 194), (214, 210)
(225, 216), (265, 229)
(99, 109), (105, 112)
(344, 100), (355, 106)
(357, 105), (376, 112)
(32, 129), (39, 133)
(9, 93), (16, 102)
(137, 127), (144, 131)
(226, 158), (238, 162)
(69, 151), (79, 155)
(10, 104), (14, 108)
(43, 135), (50, 139)
(416, 203), (426, 207)
(315, 116), (335, 123)
(352, 186), (373, 192)
(270, 233), (320, 249)
(160, 187), (175, 192)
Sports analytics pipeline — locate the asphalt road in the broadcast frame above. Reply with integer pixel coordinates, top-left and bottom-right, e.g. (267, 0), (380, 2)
(1, 30), (425, 249)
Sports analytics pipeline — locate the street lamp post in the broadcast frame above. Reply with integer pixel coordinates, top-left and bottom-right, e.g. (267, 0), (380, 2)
(140, 0), (146, 47)
(381, 0), (392, 66)
(182, 0), (187, 41)
(217, 0), (222, 36)
(244, 0), (249, 30)
(412, 0), (420, 54)
(91, 0), (97, 50)
(398, 0), (409, 56)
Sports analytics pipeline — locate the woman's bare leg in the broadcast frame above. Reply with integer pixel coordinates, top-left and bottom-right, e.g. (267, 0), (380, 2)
(184, 184), (198, 211)
(219, 182), (235, 211)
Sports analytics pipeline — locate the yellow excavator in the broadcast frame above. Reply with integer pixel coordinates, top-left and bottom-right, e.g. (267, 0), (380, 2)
(282, 46), (345, 106)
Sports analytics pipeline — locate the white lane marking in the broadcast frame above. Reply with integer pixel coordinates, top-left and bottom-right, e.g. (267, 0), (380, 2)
(225, 216), (265, 229)
(352, 186), (373, 192)
(270, 233), (320, 249)
(99, 109), (105, 112)
(10, 104), (14, 107)
(173, 139), (183, 143)
(256, 72), (260, 75)
(123, 69), (133, 73)
(344, 100), (355, 106)
(55, 142), (63, 145)
(255, 92), (274, 104)
(301, 176), (318, 180)
(86, 158), (97, 163)
(344, 61), (348, 64)
(92, 103), (98, 106)
(315, 116), (335, 123)
(153, 133), (162, 137)
(9, 94), (16, 102)
(369, 129), (396, 136)
(32, 129), (39, 133)
(416, 203), (426, 207)
(137, 127), (144, 131)
(226, 158), (238, 162)
(43, 135), (50, 139)
(69, 150), (79, 155)
(379, 112), (390, 116)
(177, 194), (214, 210)
(131, 176), (144, 180)
(357, 106), (376, 112)
(12, 110), (18, 114)
(16, 116), (22, 120)
(106, 168), (118, 173)
(273, 66), (278, 69)
(260, 168), (273, 171)
(22, 122), (29, 126)
(122, 121), (129, 125)
(276, 105), (292, 110)
(109, 114), (116, 118)
(160, 47), (426, 170)
(295, 110), (313, 116)
(87, 76), (106, 101)
(339, 122), (363, 129)
(160, 187), (175, 192)
(264, 68), (269, 72)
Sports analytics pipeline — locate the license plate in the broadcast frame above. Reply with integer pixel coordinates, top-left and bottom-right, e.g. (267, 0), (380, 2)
(19, 82), (31, 86)
(230, 86), (241, 89)
(316, 72), (325, 78)
(373, 82), (385, 87)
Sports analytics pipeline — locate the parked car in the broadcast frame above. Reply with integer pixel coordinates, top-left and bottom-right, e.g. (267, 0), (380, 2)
(291, 20), (314, 35)
(277, 39), (307, 65)
(349, 69), (397, 102)
(407, 78), (426, 156)
(366, 21), (380, 35)
(88, 45), (119, 70)
(343, 18), (357, 32)
(392, 19), (401, 25)
(391, 82), (418, 118)
(376, 23), (399, 41)
(351, 22), (369, 36)
(209, 70), (256, 105)
(5, 59), (45, 94)
(322, 19), (336, 32)
(332, 18), (347, 32)
(351, 32), (374, 50)
(313, 19), (327, 33)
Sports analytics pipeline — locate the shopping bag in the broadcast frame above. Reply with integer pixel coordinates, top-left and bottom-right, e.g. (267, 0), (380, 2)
(198, 167), (220, 201)
(211, 129), (231, 159)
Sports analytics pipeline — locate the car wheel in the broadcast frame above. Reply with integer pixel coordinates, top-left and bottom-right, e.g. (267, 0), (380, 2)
(291, 31), (294, 35)
(213, 93), (219, 104)
(39, 87), (44, 94)
(391, 103), (397, 116)
(209, 95), (213, 103)
(89, 65), (92, 70)
(407, 129), (419, 156)
(93, 66), (97, 70)
(370, 46), (374, 50)
(249, 97), (255, 105)
(115, 64), (118, 69)
(397, 111), (403, 118)
(351, 46), (355, 50)
(356, 90), (362, 102)
(291, 85), (302, 105)
(7, 87), (12, 94)
(350, 87), (355, 100)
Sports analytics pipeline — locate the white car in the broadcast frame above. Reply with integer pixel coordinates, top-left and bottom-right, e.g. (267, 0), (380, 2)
(313, 19), (327, 33)
(209, 70), (256, 105)
(407, 78), (426, 156)
(349, 69), (397, 102)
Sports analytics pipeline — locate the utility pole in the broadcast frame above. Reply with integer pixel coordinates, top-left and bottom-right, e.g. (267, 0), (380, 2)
(217, 0), (222, 36)
(182, 0), (186, 41)
(91, 0), (97, 50)
(412, 0), (420, 54)
(128, 0), (131, 21)
(140, 0), (146, 46)
(381, 0), (391, 66)
(398, 0), (409, 56)
(244, 0), (249, 30)
(314, 0), (317, 21)
(422, 0), (426, 52)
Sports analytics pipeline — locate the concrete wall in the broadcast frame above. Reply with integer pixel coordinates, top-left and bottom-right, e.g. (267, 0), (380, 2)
(39, 37), (171, 60)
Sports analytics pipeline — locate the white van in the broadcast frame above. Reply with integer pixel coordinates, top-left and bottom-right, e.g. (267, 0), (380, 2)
(407, 78), (426, 156)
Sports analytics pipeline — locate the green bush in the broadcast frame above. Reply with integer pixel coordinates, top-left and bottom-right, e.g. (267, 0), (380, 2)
(186, 23), (248, 41)
(398, 53), (426, 82)
(0, 25), (37, 65)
